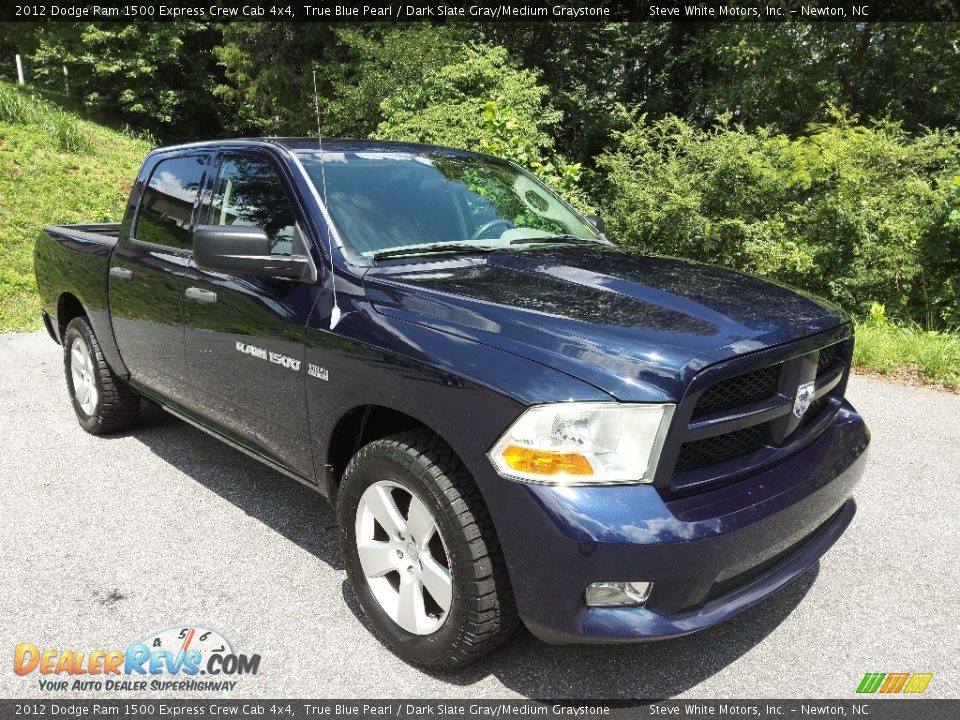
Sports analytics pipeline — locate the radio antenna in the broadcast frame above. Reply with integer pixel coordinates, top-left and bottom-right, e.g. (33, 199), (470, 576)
(313, 67), (341, 329)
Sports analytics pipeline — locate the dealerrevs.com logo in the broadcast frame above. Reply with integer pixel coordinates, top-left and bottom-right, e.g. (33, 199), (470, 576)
(13, 625), (260, 692)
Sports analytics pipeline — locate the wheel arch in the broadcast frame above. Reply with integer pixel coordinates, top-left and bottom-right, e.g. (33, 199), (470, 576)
(56, 292), (87, 342)
(323, 404), (470, 499)
(55, 289), (129, 378)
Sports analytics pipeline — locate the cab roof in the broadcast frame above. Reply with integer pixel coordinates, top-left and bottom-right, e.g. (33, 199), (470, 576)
(153, 137), (486, 158)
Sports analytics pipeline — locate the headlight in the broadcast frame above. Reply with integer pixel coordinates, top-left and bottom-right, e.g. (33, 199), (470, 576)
(488, 402), (674, 485)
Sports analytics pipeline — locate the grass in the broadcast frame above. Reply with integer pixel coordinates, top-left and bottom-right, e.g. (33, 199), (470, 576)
(0, 82), (150, 332)
(853, 321), (960, 392)
(0, 83), (91, 153)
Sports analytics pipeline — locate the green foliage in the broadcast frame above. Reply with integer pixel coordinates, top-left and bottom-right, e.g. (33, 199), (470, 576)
(317, 25), (471, 138)
(213, 23), (335, 136)
(7, 22), (960, 163)
(0, 81), (150, 331)
(377, 45), (555, 149)
(0, 83), (90, 152)
(28, 22), (221, 141)
(597, 111), (960, 329)
(853, 297), (960, 390)
(869, 302), (888, 326)
(213, 24), (474, 138)
(479, 100), (583, 199)
(376, 44), (589, 207)
(1, 21), (958, 387)
(0, 22), (39, 83)
(495, 23), (960, 166)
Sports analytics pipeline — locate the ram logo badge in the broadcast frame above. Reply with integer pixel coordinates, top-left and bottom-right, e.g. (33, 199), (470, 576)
(793, 380), (816, 418)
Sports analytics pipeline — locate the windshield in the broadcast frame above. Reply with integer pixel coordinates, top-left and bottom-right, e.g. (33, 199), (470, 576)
(296, 150), (600, 260)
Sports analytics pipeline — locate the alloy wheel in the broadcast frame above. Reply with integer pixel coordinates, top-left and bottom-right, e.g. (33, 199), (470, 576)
(354, 480), (453, 635)
(70, 337), (98, 416)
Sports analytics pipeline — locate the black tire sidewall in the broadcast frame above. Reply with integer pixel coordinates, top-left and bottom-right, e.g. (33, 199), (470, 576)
(63, 319), (101, 432)
(338, 456), (467, 666)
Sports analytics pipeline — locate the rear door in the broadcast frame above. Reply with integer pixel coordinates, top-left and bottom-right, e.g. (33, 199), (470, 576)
(109, 153), (210, 408)
(183, 150), (319, 479)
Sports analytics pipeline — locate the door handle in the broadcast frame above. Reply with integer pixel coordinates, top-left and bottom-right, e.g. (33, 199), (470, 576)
(185, 287), (217, 304)
(109, 267), (133, 281)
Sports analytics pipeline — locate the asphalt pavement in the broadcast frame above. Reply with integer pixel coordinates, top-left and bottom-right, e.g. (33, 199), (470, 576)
(1, 330), (957, 699)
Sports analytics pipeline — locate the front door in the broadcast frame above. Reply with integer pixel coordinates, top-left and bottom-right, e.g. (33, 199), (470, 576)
(183, 151), (318, 479)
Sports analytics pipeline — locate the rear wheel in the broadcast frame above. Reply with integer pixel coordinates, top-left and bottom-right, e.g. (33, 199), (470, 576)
(337, 430), (518, 669)
(63, 316), (139, 434)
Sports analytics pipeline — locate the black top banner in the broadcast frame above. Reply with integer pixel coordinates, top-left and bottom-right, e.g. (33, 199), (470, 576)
(2, 0), (960, 23)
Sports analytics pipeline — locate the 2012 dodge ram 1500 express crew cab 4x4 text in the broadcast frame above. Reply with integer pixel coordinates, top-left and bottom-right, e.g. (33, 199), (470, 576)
(34, 139), (869, 669)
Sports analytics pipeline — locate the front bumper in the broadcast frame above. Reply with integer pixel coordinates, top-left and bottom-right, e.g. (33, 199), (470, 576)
(472, 400), (869, 643)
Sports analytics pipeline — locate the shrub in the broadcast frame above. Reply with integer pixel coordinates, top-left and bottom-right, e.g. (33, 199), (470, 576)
(596, 110), (960, 329)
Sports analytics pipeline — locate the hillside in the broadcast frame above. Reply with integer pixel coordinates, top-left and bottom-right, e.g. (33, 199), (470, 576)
(0, 83), (151, 332)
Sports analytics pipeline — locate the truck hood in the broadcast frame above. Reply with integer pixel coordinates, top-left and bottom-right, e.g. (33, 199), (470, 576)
(362, 246), (847, 402)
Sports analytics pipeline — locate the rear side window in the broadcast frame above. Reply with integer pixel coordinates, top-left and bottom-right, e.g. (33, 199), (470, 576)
(134, 156), (207, 250)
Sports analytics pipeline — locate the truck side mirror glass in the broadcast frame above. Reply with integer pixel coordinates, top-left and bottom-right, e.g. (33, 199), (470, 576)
(194, 225), (312, 280)
(585, 214), (605, 234)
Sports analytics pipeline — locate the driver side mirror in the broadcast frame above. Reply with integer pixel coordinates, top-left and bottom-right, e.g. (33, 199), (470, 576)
(194, 225), (313, 281)
(585, 214), (605, 234)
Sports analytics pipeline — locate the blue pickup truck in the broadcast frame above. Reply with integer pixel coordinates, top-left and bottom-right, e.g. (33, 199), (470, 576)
(34, 139), (869, 669)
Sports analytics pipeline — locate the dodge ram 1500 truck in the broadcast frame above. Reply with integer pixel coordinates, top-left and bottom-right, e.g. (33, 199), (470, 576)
(34, 139), (869, 669)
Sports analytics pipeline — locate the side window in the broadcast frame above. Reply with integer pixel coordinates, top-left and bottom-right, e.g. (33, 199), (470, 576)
(134, 156), (206, 250)
(209, 155), (302, 256)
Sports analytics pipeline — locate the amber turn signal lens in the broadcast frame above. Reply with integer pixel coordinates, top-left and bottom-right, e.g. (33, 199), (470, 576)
(501, 445), (594, 476)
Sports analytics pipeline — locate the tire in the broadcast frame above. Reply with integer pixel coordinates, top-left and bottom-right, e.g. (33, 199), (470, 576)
(63, 316), (140, 434)
(337, 429), (519, 670)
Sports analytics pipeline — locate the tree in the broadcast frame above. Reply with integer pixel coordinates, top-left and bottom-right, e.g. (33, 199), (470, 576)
(377, 44), (557, 150)
(317, 24), (471, 138)
(213, 23), (335, 136)
(375, 43), (584, 200)
(491, 22), (960, 168)
(29, 22), (222, 140)
(0, 22), (40, 83)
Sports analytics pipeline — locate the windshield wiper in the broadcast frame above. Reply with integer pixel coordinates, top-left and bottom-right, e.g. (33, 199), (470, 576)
(371, 243), (498, 261)
(509, 234), (595, 246)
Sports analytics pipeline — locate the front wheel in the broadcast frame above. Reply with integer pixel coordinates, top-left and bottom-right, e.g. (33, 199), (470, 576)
(337, 430), (518, 670)
(63, 316), (140, 434)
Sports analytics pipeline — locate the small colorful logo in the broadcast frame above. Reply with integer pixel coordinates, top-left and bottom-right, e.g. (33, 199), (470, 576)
(13, 625), (260, 692)
(856, 672), (933, 694)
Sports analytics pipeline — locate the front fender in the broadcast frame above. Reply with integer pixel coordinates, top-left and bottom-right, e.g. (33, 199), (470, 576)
(304, 307), (613, 494)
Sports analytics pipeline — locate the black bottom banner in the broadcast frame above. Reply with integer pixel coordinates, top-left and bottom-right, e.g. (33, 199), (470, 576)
(1, 699), (957, 720)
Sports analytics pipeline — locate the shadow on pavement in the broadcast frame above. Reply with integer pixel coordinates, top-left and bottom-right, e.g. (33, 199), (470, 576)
(126, 403), (818, 699)
(340, 567), (817, 699)
(127, 403), (342, 570)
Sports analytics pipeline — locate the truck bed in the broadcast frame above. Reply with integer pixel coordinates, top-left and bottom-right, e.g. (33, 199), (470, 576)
(34, 222), (123, 362)
(43, 222), (121, 245)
